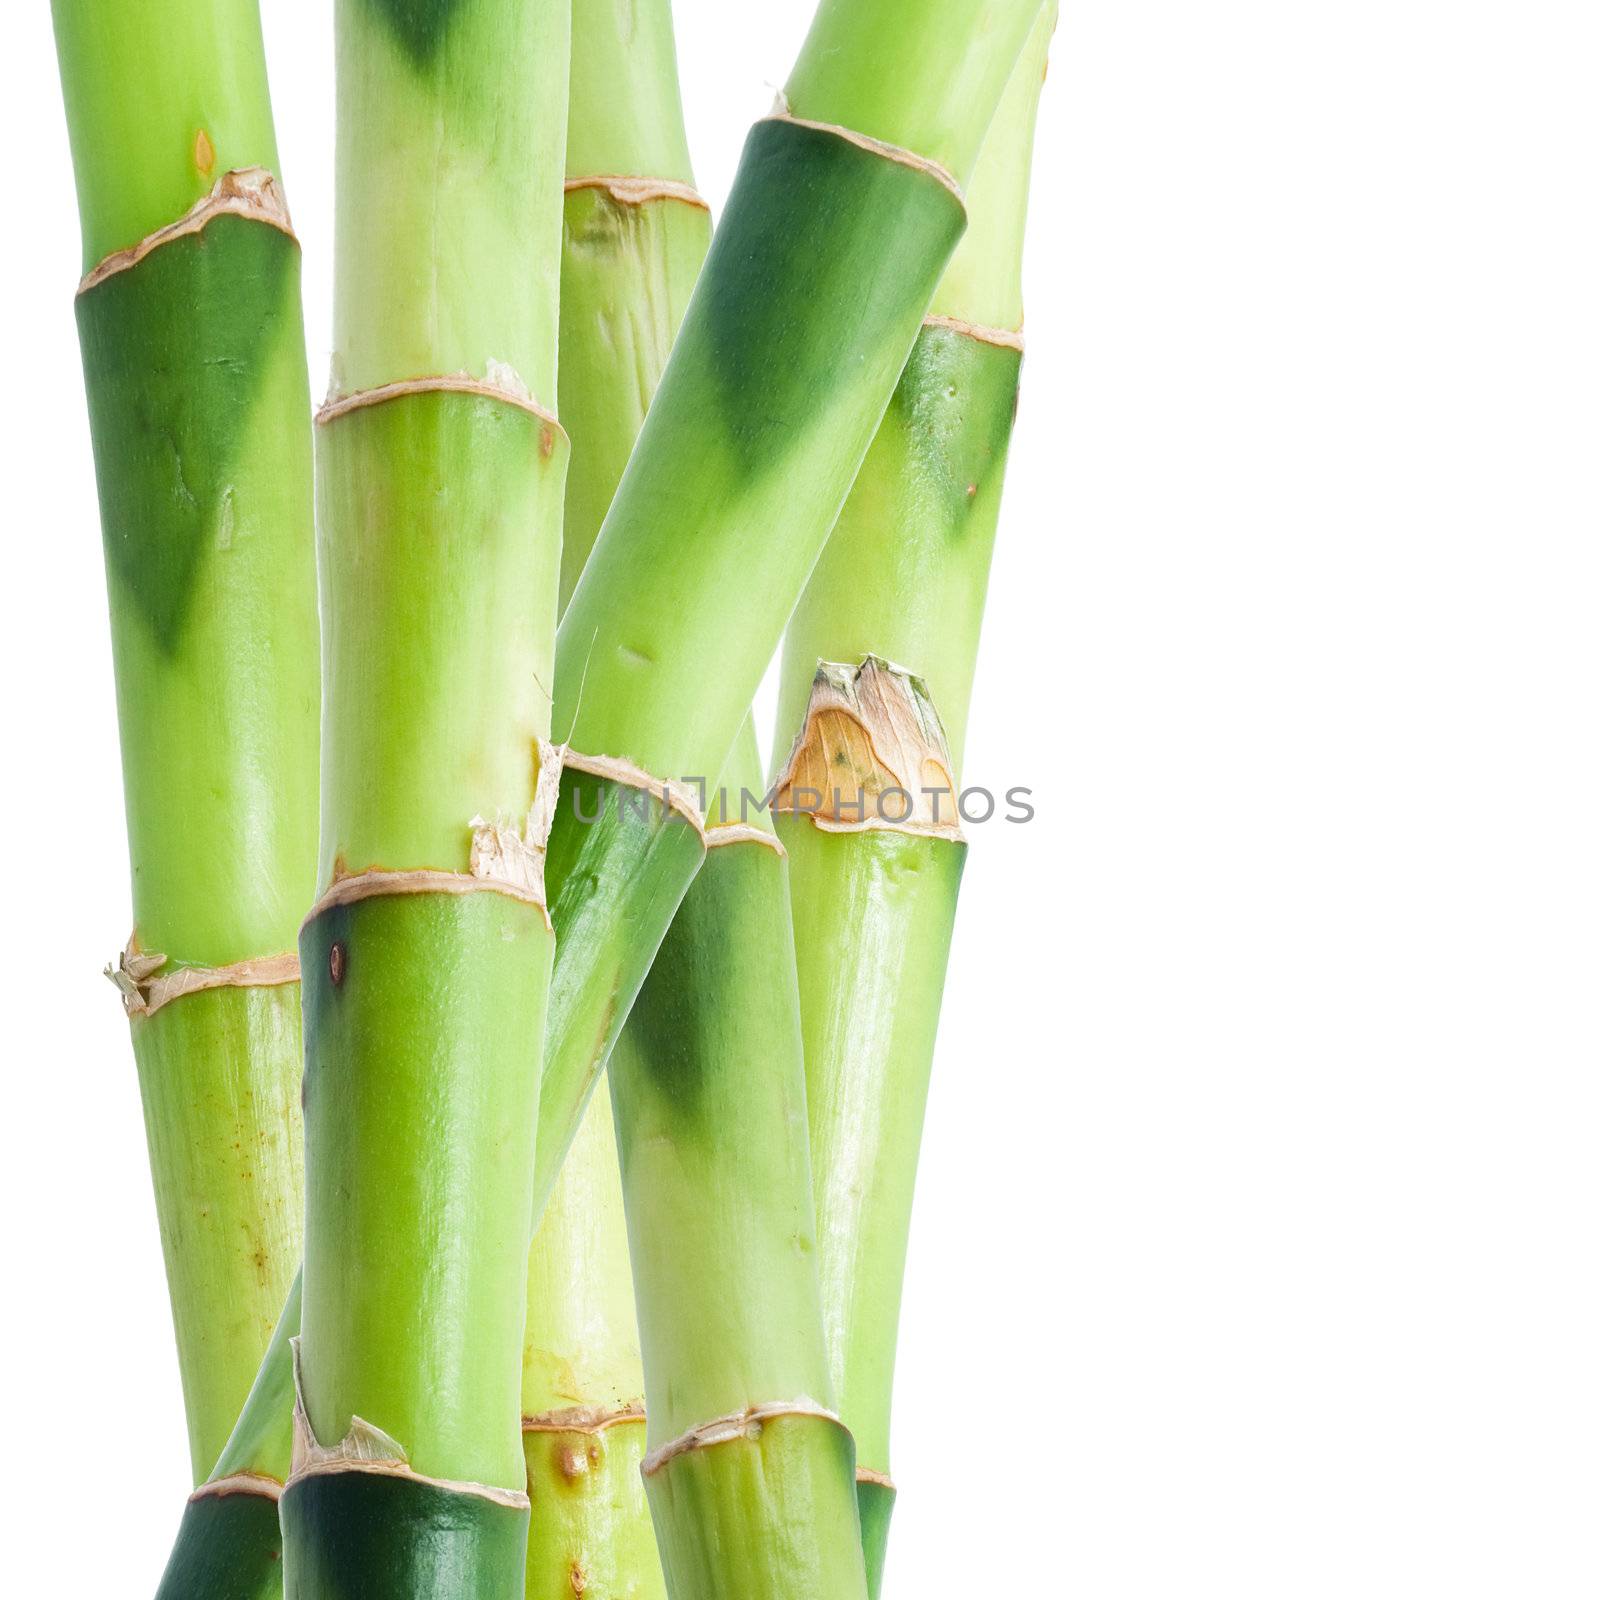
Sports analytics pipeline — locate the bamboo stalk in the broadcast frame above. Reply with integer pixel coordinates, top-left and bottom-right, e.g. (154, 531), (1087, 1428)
(521, 1100), (657, 1600)
(556, 0), (709, 611)
(276, 2), (570, 1595)
(156, 3), (1041, 1590)
(51, 0), (317, 1494)
(520, 3), (705, 1594)
(607, 722), (869, 1599)
(772, 10), (1058, 1593)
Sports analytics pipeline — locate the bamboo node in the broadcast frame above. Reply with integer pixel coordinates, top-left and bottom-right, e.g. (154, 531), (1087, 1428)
(316, 364), (565, 436)
(922, 312), (1025, 352)
(522, 1401), (646, 1435)
(304, 743), (563, 932)
(563, 175), (709, 211)
(856, 1466), (896, 1490)
(78, 167), (296, 295)
(302, 866), (552, 931)
(640, 1398), (848, 1476)
(555, 748), (707, 840)
(467, 737), (564, 909)
(771, 655), (966, 841)
(704, 820), (786, 856)
(189, 1471), (284, 1505)
(764, 99), (964, 201)
(285, 1339), (530, 1510)
(105, 942), (300, 1019)
(555, 747), (786, 857)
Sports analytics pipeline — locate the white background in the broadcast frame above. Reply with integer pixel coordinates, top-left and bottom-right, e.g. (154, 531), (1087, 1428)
(2, 1), (1597, 1593)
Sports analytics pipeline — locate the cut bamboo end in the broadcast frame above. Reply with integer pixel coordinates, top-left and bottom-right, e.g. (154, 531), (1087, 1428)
(563, 175), (708, 210)
(286, 1339), (529, 1511)
(522, 1402), (646, 1436)
(105, 945), (300, 1019)
(922, 312), (1025, 352)
(77, 167), (296, 295)
(764, 102), (964, 201)
(189, 1471), (285, 1505)
(316, 366), (565, 439)
(640, 1399), (847, 1477)
(772, 655), (966, 840)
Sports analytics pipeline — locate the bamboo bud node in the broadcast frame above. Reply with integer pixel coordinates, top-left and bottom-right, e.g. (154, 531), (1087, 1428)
(188, 1470), (284, 1505)
(563, 175), (708, 211)
(640, 1399), (848, 1477)
(285, 1340), (530, 1510)
(77, 166), (296, 294)
(772, 656), (966, 840)
(764, 101), (963, 201)
(522, 1402), (647, 1436)
(305, 763), (564, 930)
(316, 364), (564, 442)
(922, 312), (1025, 352)
(105, 943), (300, 1018)
(467, 735), (564, 901)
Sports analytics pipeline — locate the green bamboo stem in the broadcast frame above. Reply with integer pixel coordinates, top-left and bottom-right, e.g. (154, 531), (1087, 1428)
(772, 11), (1057, 1594)
(606, 724), (868, 1600)
(556, 0), (707, 610)
(553, 8), (880, 1586)
(521, 3), (706, 1594)
(520, 1099), (657, 1600)
(277, 2), (571, 1596)
(157, 3), (1039, 1589)
(51, 0), (317, 1486)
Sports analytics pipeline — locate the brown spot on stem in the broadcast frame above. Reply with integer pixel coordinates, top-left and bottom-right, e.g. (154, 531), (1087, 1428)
(558, 1444), (588, 1481)
(194, 129), (215, 175)
(540, 422), (555, 459)
(328, 942), (346, 987)
(569, 1562), (587, 1595)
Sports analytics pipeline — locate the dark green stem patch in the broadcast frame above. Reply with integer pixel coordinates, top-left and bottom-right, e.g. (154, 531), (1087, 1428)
(282, 1471), (527, 1599)
(75, 218), (297, 654)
